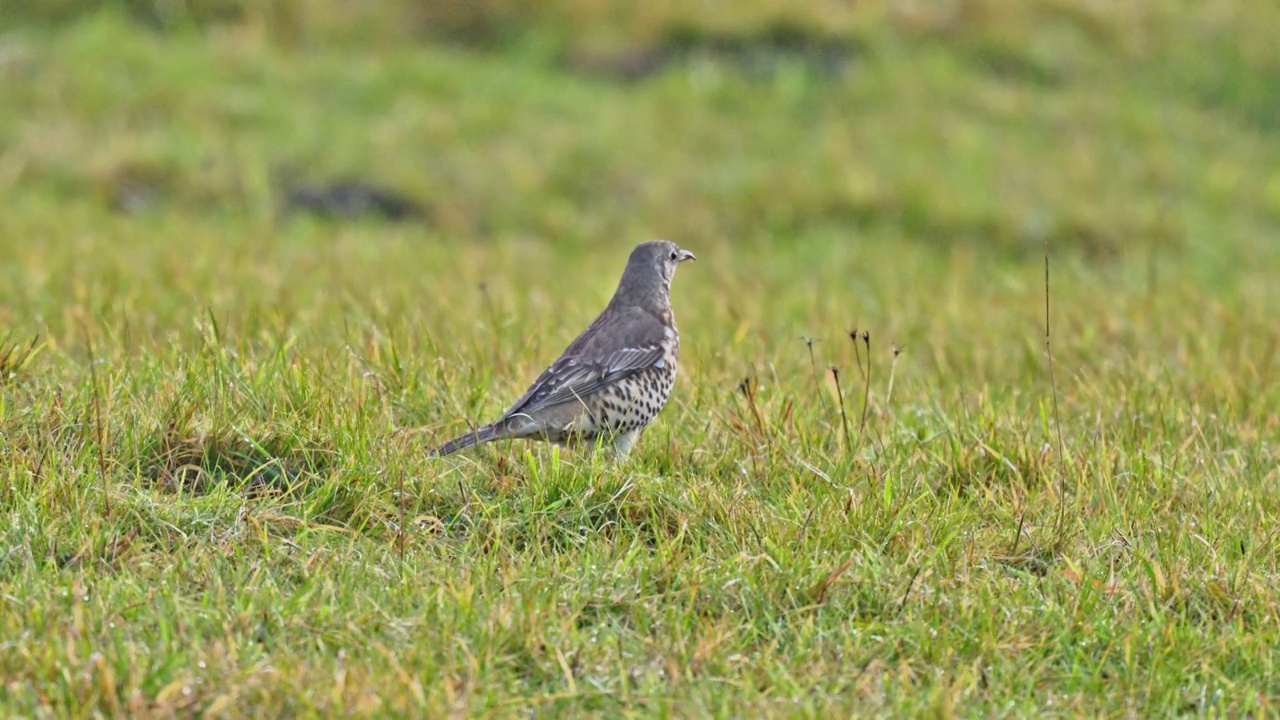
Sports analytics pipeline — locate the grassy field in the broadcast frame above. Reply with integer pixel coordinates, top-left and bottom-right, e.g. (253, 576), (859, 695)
(1, 2), (1279, 716)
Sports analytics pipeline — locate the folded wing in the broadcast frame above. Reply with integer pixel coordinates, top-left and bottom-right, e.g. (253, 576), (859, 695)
(502, 344), (665, 420)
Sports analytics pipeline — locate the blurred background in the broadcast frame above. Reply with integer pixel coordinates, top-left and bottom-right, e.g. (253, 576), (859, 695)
(3, 6), (1280, 714)
(2, 0), (1276, 271)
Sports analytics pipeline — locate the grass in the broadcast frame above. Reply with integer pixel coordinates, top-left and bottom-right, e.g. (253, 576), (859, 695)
(1, 2), (1279, 716)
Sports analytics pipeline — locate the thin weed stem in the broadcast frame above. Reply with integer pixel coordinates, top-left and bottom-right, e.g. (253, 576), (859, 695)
(893, 565), (923, 620)
(850, 328), (866, 382)
(886, 344), (904, 407)
(84, 324), (111, 519)
(1045, 247), (1069, 538)
(738, 374), (767, 474)
(858, 331), (872, 438)
(804, 337), (834, 430)
(397, 468), (406, 567)
(830, 366), (851, 452)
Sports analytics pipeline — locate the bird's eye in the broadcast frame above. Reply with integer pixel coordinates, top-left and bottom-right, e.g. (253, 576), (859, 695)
(669, 250), (678, 260)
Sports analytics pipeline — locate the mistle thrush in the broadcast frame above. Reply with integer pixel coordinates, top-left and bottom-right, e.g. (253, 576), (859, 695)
(430, 239), (696, 458)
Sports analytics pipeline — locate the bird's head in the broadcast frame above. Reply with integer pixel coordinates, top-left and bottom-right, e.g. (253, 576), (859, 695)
(635, 238), (696, 280)
(613, 239), (695, 308)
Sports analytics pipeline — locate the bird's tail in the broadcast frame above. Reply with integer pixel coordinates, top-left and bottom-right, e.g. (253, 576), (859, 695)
(428, 422), (503, 457)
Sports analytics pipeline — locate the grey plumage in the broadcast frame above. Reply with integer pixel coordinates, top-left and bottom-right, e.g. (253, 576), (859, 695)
(431, 239), (696, 458)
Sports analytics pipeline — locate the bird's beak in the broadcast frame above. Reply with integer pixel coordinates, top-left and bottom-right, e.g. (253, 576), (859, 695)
(679, 249), (696, 263)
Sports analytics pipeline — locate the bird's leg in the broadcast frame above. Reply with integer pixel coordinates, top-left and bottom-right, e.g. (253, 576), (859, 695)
(610, 430), (642, 460)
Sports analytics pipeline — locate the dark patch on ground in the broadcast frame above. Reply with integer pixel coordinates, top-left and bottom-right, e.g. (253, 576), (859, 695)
(278, 180), (428, 222)
(566, 22), (862, 82)
(753, 192), (1168, 261)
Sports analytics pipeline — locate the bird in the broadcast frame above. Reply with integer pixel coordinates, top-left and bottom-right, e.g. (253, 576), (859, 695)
(430, 239), (696, 459)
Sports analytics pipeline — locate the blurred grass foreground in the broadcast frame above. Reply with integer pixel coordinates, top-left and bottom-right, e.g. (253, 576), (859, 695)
(1, 0), (1280, 716)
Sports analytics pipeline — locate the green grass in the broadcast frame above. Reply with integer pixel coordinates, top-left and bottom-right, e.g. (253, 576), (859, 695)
(1, 3), (1280, 716)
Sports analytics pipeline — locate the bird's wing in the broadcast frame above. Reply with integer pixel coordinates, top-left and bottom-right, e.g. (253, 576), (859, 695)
(503, 344), (666, 419)
(500, 306), (670, 420)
